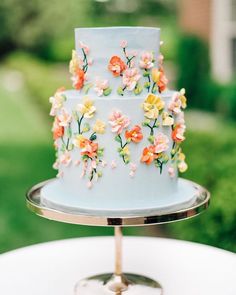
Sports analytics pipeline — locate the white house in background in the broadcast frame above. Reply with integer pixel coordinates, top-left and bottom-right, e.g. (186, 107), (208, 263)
(179, 0), (236, 83)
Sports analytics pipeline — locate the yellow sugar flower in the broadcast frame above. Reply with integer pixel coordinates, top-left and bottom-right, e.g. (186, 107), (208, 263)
(179, 88), (187, 109)
(178, 152), (186, 161)
(162, 111), (174, 126)
(142, 93), (165, 119)
(93, 119), (106, 134)
(76, 96), (96, 119)
(73, 134), (86, 148)
(123, 145), (130, 155)
(178, 161), (188, 173)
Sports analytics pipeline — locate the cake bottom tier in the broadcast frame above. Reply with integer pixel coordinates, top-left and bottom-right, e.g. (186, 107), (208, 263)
(41, 178), (197, 213)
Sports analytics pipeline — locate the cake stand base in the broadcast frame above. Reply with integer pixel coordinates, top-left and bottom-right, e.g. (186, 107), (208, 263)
(75, 273), (162, 294)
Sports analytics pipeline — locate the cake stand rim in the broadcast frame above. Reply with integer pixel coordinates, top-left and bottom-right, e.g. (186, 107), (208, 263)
(26, 178), (210, 227)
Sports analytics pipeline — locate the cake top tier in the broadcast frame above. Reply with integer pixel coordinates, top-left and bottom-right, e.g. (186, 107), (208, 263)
(70, 26), (167, 97)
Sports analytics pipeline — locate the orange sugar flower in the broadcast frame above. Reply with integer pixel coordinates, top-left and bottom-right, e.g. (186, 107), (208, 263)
(157, 69), (168, 93)
(108, 56), (127, 77)
(125, 125), (143, 143)
(73, 68), (85, 90)
(141, 146), (159, 165)
(172, 124), (186, 143)
(52, 117), (64, 140)
(80, 139), (98, 158)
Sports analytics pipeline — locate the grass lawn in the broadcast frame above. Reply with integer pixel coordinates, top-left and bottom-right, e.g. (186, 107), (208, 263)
(0, 59), (235, 254)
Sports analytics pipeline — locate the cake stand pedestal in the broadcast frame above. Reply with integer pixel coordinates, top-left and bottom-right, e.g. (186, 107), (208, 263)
(26, 178), (210, 295)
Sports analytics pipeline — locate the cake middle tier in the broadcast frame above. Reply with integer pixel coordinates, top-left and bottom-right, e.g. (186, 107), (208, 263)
(50, 89), (184, 209)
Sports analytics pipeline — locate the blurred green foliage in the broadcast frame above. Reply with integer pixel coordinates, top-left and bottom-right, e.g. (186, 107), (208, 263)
(168, 126), (236, 252)
(176, 35), (236, 122)
(0, 0), (176, 60)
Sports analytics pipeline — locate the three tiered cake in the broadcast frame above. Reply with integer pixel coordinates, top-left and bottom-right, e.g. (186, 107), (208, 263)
(42, 27), (195, 212)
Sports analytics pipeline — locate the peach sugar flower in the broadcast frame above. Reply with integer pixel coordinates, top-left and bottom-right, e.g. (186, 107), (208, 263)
(108, 110), (130, 134)
(72, 68), (85, 90)
(57, 108), (72, 127)
(94, 78), (109, 96)
(52, 117), (64, 140)
(49, 87), (66, 116)
(139, 51), (154, 69)
(93, 119), (106, 134)
(153, 133), (169, 153)
(125, 125), (143, 143)
(80, 139), (98, 158)
(172, 123), (186, 143)
(168, 89), (187, 114)
(141, 146), (159, 165)
(122, 68), (141, 91)
(59, 151), (72, 166)
(108, 56), (127, 77)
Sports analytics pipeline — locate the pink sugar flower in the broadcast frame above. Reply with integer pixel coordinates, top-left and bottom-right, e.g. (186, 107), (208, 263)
(139, 51), (154, 69)
(101, 160), (107, 167)
(120, 40), (128, 48)
(74, 159), (81, 166)
(122, 68), (141, 91)
(111, 160), (117, 169)
(130, 162), (137, 172)
(91, 160), (97, 169)
(58, 108), (72, 127)
(129, 171), (135, 178)
(87, 181), (92, 189)
(168, 92), (182, 114)
(94, 78), (109, 96)
(108, 110), (130, 134)
(154, 132), (169, 153)
(168, 166), (175, 178)
(56, 171), (63, 178)
(79, 41), (90, 55)
(59, 151), (72, 166)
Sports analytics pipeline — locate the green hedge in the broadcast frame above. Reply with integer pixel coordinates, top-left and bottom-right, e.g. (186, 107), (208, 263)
(168, 128), (236, 252)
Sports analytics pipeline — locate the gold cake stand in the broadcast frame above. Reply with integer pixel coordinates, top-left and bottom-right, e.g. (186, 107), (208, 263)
(26, 178), (210, 295)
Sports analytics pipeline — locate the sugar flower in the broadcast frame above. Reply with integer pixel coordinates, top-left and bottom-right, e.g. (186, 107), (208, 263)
(168, 166), (175, 178)
(142, 93), (165, 119)
(111, 160), (117, 169)
(141, 146), (159, 165)
(49, 87), (66, 116)
(162, 111), (174, 126)
(73, 134), (87, 148)
(154, 132), (169, 153)
(108, 110), (130, 134)
(108, 56), (127, 77)
(122, 68), (141, 91)
(151, 68), (168, 93)
(57, 108), (72, 127)
(79, 41), (90, 55)
(76, 96), (96, 119)
(71, 68), (85, 90)
(52, 117), (64, 140)
(169, 89), (187, 114)
(93, 119), (106, 134)
(139, 51), (154, 69)
(125, 125), (143, 143)
(172, 123), (186, 143)
(69, 50), (83, 74)
(120, 40), (128, 48)
(80, 139), (98, 158)
(59, 151), (72, 166)
(94, 78), (109, 96)
(178, 161), (188, 173)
